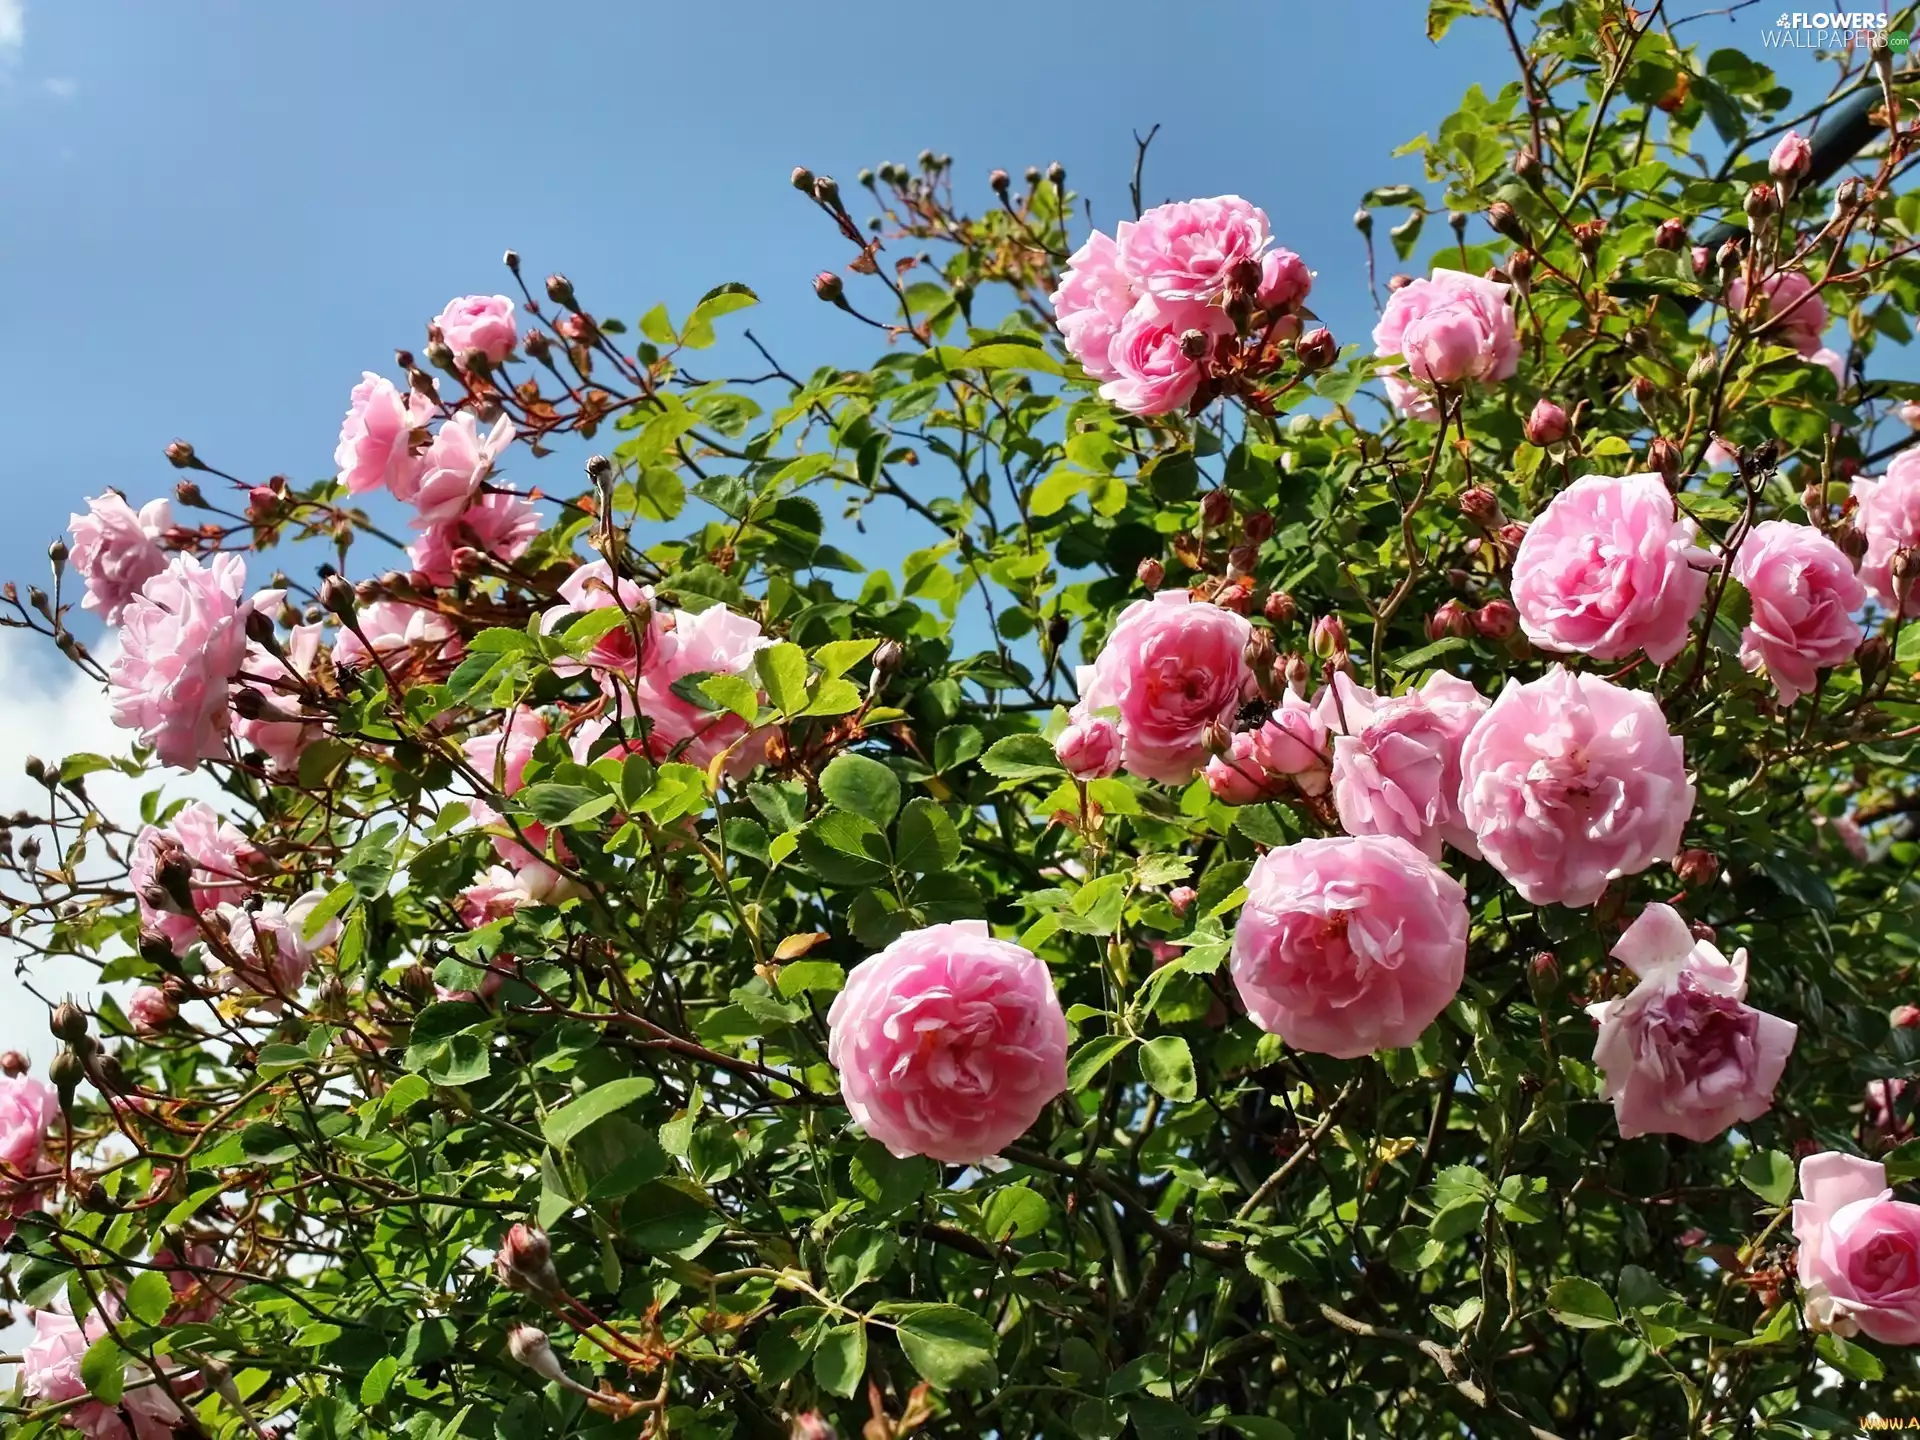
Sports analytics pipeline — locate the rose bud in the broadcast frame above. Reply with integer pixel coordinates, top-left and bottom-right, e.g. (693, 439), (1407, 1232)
(1428, 599), (1473, 641)
(1388, 273), (1414, 291)
(164, 439), (199, 470)
(507, 1325), (569, 1385)
(1487, 201), (1527, 243)
(1459, 486), (1504, 528)
(1047, 161), (1066, 186)
(1859, 634), (1892, 688)
(1137, 557), (1165, 592)
(1528, 950), (1560, 1002)
(1507, 248), (1534, 293)
(1691, 245), (1711, 276)
(1769, 129), (1813, 184)
(1243, 510), (1276, 544)
(544, 274), (575, 306)
(790, 1415), (838, 1440)
(0, 1050), (26, 1076)
(1524, 398), (1570, 447)
(812, 271), (846, 307)
(1745, 183), (1779, 221)
(871, 639), (905, 677)
(50, 1001), (88, 1044)
(1631, 375), (1657, 410)
(1472, 600), (1519, 640)
(1654, 217), (1687, 251)
(1201, 719), (1233, 757)
(1716, 236), (1744, 275)
(1283, 651), (1312, 694)
(1687, 349), (1720, 391)
(1201, 489), (1233, 529)
(1893, 1005), (1920, 1029)
(496, 1223), (560, 1295)
(1310, 614), (1347, 661)
(1647, 436), (1683, 485)
(1512, 147), (1543, 185)
(1353, 206), (1373, 236)
(319, 574), (358, 619)
(1295, 327), (1337, 371)
(1168, 885), (1197, 918)
(1179, 327), (1211, 359)
(790, 165), (815, 192)
(1263, 590), (1296, 625)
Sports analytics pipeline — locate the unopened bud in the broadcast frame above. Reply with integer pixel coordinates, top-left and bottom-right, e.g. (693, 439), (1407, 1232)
(1168, 885), (1197, 918)
(1311, 614), (1347, 661)
(1486, 201), (1526, 243)
(1458, 487), (1504, 528)
(51, 1002), (88, 1043)
(1428, 599), (1473, 641)
(1647, 436), (1683, 484)
(1674, 848), (1720, 889)
(1179, 328), (1210, 360)
(425, 340), (456, 371)
(1687, 349), (1720, 391)
(1448, 211), (1468, 240)
(811, 175), (840, 207)
(1242, 511), (1275, 545)
(1201, 719), (1232, 757)
(507, 1325), (569, 1384)
(1893, 1005), (1920, 1029)
(49, 1047), (85, 1099)
(1524, 397), (1569, 447)
(400, 963), (436, 1005)
(1046, 161), (1066, 186)
(1528, 951), (1560, 1001)
(1472, 600), (1519, 640)
(496, 1222), (560, 1295)
(1137, 557), (1165, 592)
(48, 538), (67, 574)
(1200, 489), (1233, 529)
(790, 166), (815, 193)
(1353, 207), (1373, 236)
(1263, 590), (1296, 625)
(990, 168), (1010, 195)
(0, 1050), (26, 1076)
(174, 481), (205, 509)
(1295, 327), (1337, 371)
(1655, 217), (1687, 252)
(1512, 147), (1543, 186)
(1745, 182), (1779, 222)
(1631, 375), (1658, 410)
(1860, 634), (1893, 688)
(320, 574), (357, 619)
(1388, 273), (1414, 292)
(813, 271), (846, 307)
(1507, 249), (1534, 293)
(871, 639), (905, 677)
(544, 274), (575, 307)
(1498, 521), (1529, 551)
(1834, 522), (1868, 562)
(1283, 651), (1311, 694)
(790, 1414), (838, 1440)
(164, 440), (198, 470)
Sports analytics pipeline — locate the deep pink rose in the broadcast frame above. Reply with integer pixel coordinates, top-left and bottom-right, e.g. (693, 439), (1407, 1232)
(1098, 295), (1231, 417)
(1729, 268), (1828, 357)
(68, 492), (173, 623)
(1730, 520), (1865, 704)
(1511, 472), (1712, 664)
(1459, 667), (1694, 907)
(633, 602), (769, 774)
(1372, 269), (1519, 388)
(541, 559), (663, 683)
(108, 552), (255, 770)
(1794, 1152), (1920, 1345)
(434, 294), (519, 365)
(403, 412), (516, 526)
(1230, 834), (1468, 1059)
(1049, 230), (1135, 382)
(1258, 248), (1313, 311)
(1054, 714), (1121, 779)
(826, 920), (1068, 1163)
(1073, 591), (1252, 784)
(1587, 903), (1796, 1142)
(1114, 195), (1272, 302)
(233, 622), (327, 774)
(1330, 671), (1488, 859)
(333, 600), (464, 674)
(1250, 689), (1333, 797)
(131, 803), (260, 955)
(126, 986), (177, 1034)
(221, 889), (339, 996)
(22, 1306), (189, 1440)
(1853, 451), (1920, 616)
(1525, 397), (1569, 447)
(334, 372), (431, 496)
(463, 706), (548, 796)
(407, 486), (541, 585)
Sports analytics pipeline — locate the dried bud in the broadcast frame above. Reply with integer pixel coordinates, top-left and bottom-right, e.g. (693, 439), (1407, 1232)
(1245, 627), (1277, 679)
(1201, 719), (1232, 757)
(1200, 489), (1233, 529)
(50, 1002), (88, 1043)
(319, 574), (358, 619)
(1282, 651), (1311, 694)
(871, 639), (905, 678)
(1506, 249), (1534, 293)
(1834, 521), (1868, 562)
(164, 439), (198, 470)
(1647, 436), (1684, 485)
(1428, 599), (1474, 641)
(1458, 487), (1504, 528)
(174, 480), (206, 509)
(1716, 236), (1744, 275)
(1486, 201), (1527, 243)
(790, 166), (815, 193)
(1242, 510), (1276, 545)
(1168, 885), (1197, 918)
(1674, 848), (1720, 889)
(1178, 327), (1210, 360)
(1295, 327), (1337, 371)
(1654, 216), (1688, 251)
(1472, 600), (1519, 640)
(0, 1050), (26, 1076)
(507, 1325), (569, 1384)
(1136, 557), (1165, 592)
(544, 274), (575, 307)
(1859, 634), (1893, 688)
(1745, 182), (1779, 221)
(1572, 219), (1608, 255)
(813, 271), (846, 307)
(1353, 206), (1373, 236)
(496, 1223), (560, 1295)
(1524, 397), (1569, 447)
(811, 175), (840, 207)
(989, 168), (1010, 195)
(1512, 147), (1543, 186)
(1262, 591), (1296, 626)
(1046, 161), (1066, 186)
(1310, 614), (1348, 661)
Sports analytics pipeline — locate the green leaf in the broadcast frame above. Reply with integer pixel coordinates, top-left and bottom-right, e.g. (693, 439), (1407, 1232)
(982, 1184), (1052, 1241)
(543, 1077), (659, 1150)
(964, 340), (1067, 378)
(1547, 1276), (1618, 1329)
(1139, 1035), (1197, 1103)
(850, 1141), (935, 1214)
(1818, 1331), (1884, 1381)
(775, 960), (845, 998)
(125, 1269), (173, 1327)
(755, 642), (809, 716)
(798, 810), (892, 887)
(895, 798), (961, 874)
(813, 1322), (867, 1398)
(698, 672), (761, 723)
(884, 1303), (999, 1390)
(681, 282), (758, 349)
(80, 1332), (126, 1404)
(639, 303), (675, 346)
(342, 823), (400, 899)
(1066, 1034), (1135, 1092)
(254, 1043), (311, 1079)
(1740, 1149), (1796, 1206)
(980, 733), (1065, 782)
(819, 752), (901, 826)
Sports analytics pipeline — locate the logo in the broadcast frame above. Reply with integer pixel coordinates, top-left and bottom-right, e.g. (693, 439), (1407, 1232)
(1766, 7), (1897, 46)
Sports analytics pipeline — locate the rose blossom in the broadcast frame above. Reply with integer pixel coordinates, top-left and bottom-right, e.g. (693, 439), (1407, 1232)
(334, 372), (431, 496)
(1587, 903), (1796, 1142)
(0, 1072), (57, 1197)
(1729, 520), (1865, 704)
(1250, 688), (1333, 797)
(407, 486), (541, 585)
(541, 559), (664, 682)
(1770, 129), (1813, 181)
(1372, 268), (1519, 389)
(1258, 248), (1313, 311)
(1901, 401), (1920, 431)
(108, 552), (256, 769)
(433, 293), (519, 365)
(22, 1305), (188, 1440)
(1853, 450), (1920, 615)
(332, 600), (464, 674)
(1728, 268), (1828, 357)
(463, 706), (548, 796)
(232, 622), (327, 773)
(130, 803), (260, 955)
(1329, 671), (1488, 859)
(1380, 369), (1441, 422)
(1230, 834), (1468, 1059)
(1205, 731), (1283, 805)
(1459, 666), (1695, 907)
(67, 492), (173, 622)
(1867, 1078), (1911, 1145)
(1049, 231), (1134, 382)
(1098, 295), (1232, 417)
(1114, 195), (1272, 302)
(461, 865), (534, 927)
(1510, 472), (1712, 664)
(220, 889), (340, 996)
(126, 986), (177, 1034)
(632, 601), (770, 774)
(1054, 713), (1120, 779)
(1071, 590), (1252, 784)
(401, 412), (517, 526)
(1793, 1151), (1920, 1344)
(826, 920), (1068, 1163)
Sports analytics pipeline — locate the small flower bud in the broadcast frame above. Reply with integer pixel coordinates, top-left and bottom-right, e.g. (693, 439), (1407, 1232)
(496, 1222), (560, 1295)
(1242, 510), (1275, 545)
(1178, 327), (1210, 359)
(1458, 486), (1504, 528)
(1353, 206), (1373, 236)
(1448, 211), (1468, 241)
(1472, 600), (1519, 640)
(1674, 848), (1720, 889)
(1524, 397), (1569, 447)
(1859, 634), (1893, 688)
(1631, 376), (1658, 410)
(1283, 651), (1311, 694)
(990, 168), (1010, 195)
(1572, 219), (1607, 255)
(1769, 130), (1813, 184)
(49, 1047), (85, 1099)
(1745, 182), (1779, 222)
(1253, 592), (1291, 629)
(1835, 521), (1868, 562)
(1893, 1004), (1920, 1029)
(424, 339), (456, 371)
(1388, 273), (1414, 292)
(164, 439), (199, 470)
(1486, 201), (1527, 243)
(1512, 147), (1543, 186)
(544, 274), (575, 307)
(1428, 599), (1473, 641)
(1310, 614), (1347, 661)
(813, 271), (846, 307)
(811, 175), (840, 207)
(1716, 236), (1744, 275)
(1647, 436), (1683, 485)
(1295, 327), (1337, 371)
(1046, 161), (1066, 186)
(790, 166), (815, 192)
(1168, 885), (1197, 918)
(1655, 216), (1687, 251)
(1528, 950), (1560, 1002)
(507, 1325), (569, 1385)
(1498, 521), (1529, 551)
(1201, 719), (1232, 757)
(1687, 349), (1720, 391)
(1200, 489), (1233, 529)
(173, 480), (205, 508)
(51, 1002), (88, 1043)
(319, 574), (358, 619)
(790, 1414), (838, 1440)
(1245, 627), (1277, 679)
(1507, 249), (1534, 293)
(871, 639), (905, 677)
(1137, 557), (1165, 592)
(0, 1050), (26, 1076)
(48, 538), (67, 575)
(502, 250), (520, 273)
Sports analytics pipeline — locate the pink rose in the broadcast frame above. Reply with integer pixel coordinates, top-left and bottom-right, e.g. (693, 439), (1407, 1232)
(1380, 368), (1441, 422)
(1098, 295), (1231, 417)
(1810, 346), (1846, 390)
(1250, 689), (1333, 797)
(1372, 269), (1519, 388)
(826, 920), (1068, 1163)
(22, 1306), (188, 1440)
(402, 412), (517, 525)
(108, 552), (256, 770)
(541, 559), (663, 683)
(1204, 730), (1282, 805)
(1867, 1078), (1910, 1144)
(126, 986), (177, 1034)
(406, 486), (540, 586)
(221, 889), (339, 996)
(1853, 451), (1920, 615)
(1770, 129), (1813, 181)
(463, 706), (548, 796)
(0, 1072), (57, 1181)
(334, 372), (431, 496)
(634, 601), (769, 774)
(1793, 1151), (1920, 1344)
(1258, 248), (1313, 311)
(333, 600), (464, 674)
(1049, 231), (1135, 382)
(67, 492), (173, 623)
(1525, 397), (1570, 447)
(1704, 438), (1738, 470)
(1054, 714), (1121, 779)
(1459, 667), (1694, 907)
(1728, 268), (1828, 357)
(1072, 591), (1252, 784)
(233, 622), (327, 774)
(1114, 195), (1272, 302)
(131, 803), (260, 955)
(1900, 401), (1920, 431)
(156, 1240), (234, 1325)
(461, 865), (534, 928)
(1511, 472), (1712, 664)
(1329, 671), (1488, 859)
(434, 294), (519, 365)
(1587, 903), (1796, 1142)
(1230, 834), (1468, 1059)
(1730, 520), (1865, 704)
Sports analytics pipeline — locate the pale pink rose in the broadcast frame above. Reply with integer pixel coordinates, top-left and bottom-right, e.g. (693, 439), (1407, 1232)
(220, 889), (338, 996)
(22, 1306), (189, 1440)
(406, 486), (541, 585)
(461, 865), (534, 927)
(1853, 451), (1920, 615)
(1810, 346), (1847, 390)
(1587, 903), (1796, 1142)
(826, 920), (1068, 1163)
(334, 372), (431, 496)
(1770, 129), (1813, 181)
(1729, 268), (1828, 357)
(108, 552), (255, 770)
(463, 706), (548, 796)
(403, 412), (517, 525)
(1073, 591), (1252, 784)
(125, 986), (176, 1034)
(1049, 231), (1135, 383)
(1704, 438), (1738, 470)
(1459, 667), (1694, 907)
(1510, 472), (1712, 664)
(1230, 834), (1468, 1059)
(1054, 714), (1121, 779)
(0, 1072), (57, 1182)
(1205, 730), (1281, 805)
(67, 492), (173, 623)
(541, 559), (663, 682)
(434, 294), (519, 365)
(1900, 401), (1920, 431)
(1330, 671), (1488, 859)
(1114, 195), (1272, 302)
(1793, 1151), (1920, 1344)
(1730, 520), (1865, 704)
(1372, 269), (1519, 387)
(1867, 1078), (1911, 1144)
(1379, 368), (1441, 422)
(333, 600), (464, 673)
(232, 622), (327, 774)
(633, 602), (769, 774)
(130, 803), (260, 955)
(155, 1240), (234, 1325)
(1098, 295), (1232, 417)
(1250, 689), (1333, 797)
(1258, 248), (1313, 311)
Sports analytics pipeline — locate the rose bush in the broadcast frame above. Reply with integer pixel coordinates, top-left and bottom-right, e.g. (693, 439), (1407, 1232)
(8, 6), (1920, 1437)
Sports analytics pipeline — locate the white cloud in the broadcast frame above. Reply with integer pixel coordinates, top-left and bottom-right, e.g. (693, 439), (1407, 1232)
(41, 76), (74, 100)
(0, 1), (22, 60)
